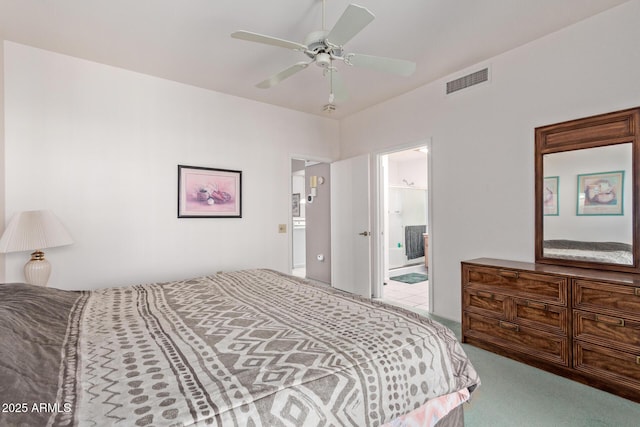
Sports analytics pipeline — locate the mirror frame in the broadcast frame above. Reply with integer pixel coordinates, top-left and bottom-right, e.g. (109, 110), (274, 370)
(535, 107), (640, 273)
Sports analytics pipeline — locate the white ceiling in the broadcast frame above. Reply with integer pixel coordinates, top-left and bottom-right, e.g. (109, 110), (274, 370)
(0, 0), (631, 119)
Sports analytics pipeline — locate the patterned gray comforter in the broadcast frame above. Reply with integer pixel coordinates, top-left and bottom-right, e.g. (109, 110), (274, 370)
(543, 240), (633, 265)
(0, 269), (479, 426)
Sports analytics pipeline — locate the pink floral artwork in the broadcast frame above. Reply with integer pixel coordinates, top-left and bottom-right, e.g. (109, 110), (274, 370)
(178, 165), (242, 218)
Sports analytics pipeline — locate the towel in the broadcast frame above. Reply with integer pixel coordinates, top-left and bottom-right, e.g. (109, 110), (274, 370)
(405, 225), (426, 260)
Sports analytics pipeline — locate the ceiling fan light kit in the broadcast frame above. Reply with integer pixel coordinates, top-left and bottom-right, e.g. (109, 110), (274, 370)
(315, 52), (332, 68)
(231, 0), (416, 109)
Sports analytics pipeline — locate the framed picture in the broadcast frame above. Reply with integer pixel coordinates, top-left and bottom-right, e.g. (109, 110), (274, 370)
(577, 170), (624, 216)
(543, 176), (559, 216)
(292, 193), (301, 217)
(178, 165), (242, 218)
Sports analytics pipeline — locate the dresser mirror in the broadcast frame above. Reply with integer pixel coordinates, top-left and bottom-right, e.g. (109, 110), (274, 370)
(535, 107), (640, 273)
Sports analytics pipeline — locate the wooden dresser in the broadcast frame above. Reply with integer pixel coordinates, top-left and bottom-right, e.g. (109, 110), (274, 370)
(462, 258), (640, 403)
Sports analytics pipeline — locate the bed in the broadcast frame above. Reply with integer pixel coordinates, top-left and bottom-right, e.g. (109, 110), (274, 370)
(0, 269), (479, 426)
(543, 239), (633, 265)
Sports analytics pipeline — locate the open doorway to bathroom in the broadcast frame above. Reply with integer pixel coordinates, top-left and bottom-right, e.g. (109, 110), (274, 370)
(381, 146), (429, 312)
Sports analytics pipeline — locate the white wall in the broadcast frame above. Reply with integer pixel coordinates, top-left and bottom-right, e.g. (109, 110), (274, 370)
(340, 0), (640, 321)
(388, 156), (428, 188)
(3, 41), (339, 290)
(0, 41), (4, 282)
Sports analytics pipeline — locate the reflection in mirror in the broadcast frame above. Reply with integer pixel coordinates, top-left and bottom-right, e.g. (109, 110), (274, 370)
(542, 143), (633, 265)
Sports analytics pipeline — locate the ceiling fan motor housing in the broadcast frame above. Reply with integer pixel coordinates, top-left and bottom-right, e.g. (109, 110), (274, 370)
(305, 30), (342, 68)
(304, 30), (329, 52)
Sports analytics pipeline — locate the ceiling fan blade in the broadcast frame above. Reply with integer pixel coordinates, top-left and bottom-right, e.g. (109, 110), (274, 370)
(328, 69), (348, 103)
(231, 30), (308, 51)
(347, 53), (416, 76)
(326, 4), (375, 46)
(256, 62), (311, 89)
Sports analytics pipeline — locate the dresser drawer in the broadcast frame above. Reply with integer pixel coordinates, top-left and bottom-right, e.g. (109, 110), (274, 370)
(573, 279), (640, 320)
(465, 265), (567, 306)
(463, 312), (569, 366)
(463, 289), (509, 319)
(574, 310), (640, 354)
(514, 298), (567, 335)
(574, 341), (640, 392)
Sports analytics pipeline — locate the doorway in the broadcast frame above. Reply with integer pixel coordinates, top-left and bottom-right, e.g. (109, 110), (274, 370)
(290, 157), (332, 284)
(291, 159), (306, 278)
(379, 145), (430, 312)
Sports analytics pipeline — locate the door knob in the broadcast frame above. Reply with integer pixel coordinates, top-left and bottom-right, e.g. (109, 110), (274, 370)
(359, 231), (370, 236)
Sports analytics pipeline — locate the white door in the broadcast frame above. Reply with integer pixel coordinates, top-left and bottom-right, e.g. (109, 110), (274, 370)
(331, 154), (371, 297)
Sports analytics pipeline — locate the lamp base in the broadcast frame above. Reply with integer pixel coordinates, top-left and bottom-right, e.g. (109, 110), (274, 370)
(24, 251), (51, 287)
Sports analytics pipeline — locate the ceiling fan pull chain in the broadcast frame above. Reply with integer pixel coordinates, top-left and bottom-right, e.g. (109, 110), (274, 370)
(329, 59), (334, 103)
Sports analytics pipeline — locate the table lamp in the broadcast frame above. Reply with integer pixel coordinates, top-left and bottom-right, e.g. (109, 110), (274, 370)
(0, 210), (73, 286)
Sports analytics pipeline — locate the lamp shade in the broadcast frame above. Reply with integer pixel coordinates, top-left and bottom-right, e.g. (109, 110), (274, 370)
(0, 210), (73, 253)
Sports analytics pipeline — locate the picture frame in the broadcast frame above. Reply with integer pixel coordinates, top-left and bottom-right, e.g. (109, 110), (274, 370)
(576, 170), (624, 216)
(292, 193), (301, 217)
(543, 176), (559, 216)
(178, 165), (242, 218)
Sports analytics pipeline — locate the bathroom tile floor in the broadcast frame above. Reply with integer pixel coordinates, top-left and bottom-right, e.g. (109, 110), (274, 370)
(383, 264), (429, 312)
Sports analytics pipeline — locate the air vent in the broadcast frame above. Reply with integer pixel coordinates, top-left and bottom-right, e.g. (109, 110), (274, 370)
(446, 68), (489, 94)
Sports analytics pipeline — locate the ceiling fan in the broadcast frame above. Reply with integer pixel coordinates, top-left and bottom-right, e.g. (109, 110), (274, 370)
(231, 0), (416, 110)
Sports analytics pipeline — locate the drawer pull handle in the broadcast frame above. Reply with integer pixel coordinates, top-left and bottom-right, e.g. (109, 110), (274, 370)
(476, 291), (494, 299)
(595, 314), (625, 327)
(527, 301), (548, 311)
(498, 270), (519, 279)
(637, 356), (640, 365)
(635, 288), (640, 297)
(499, 321), (519, 332)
